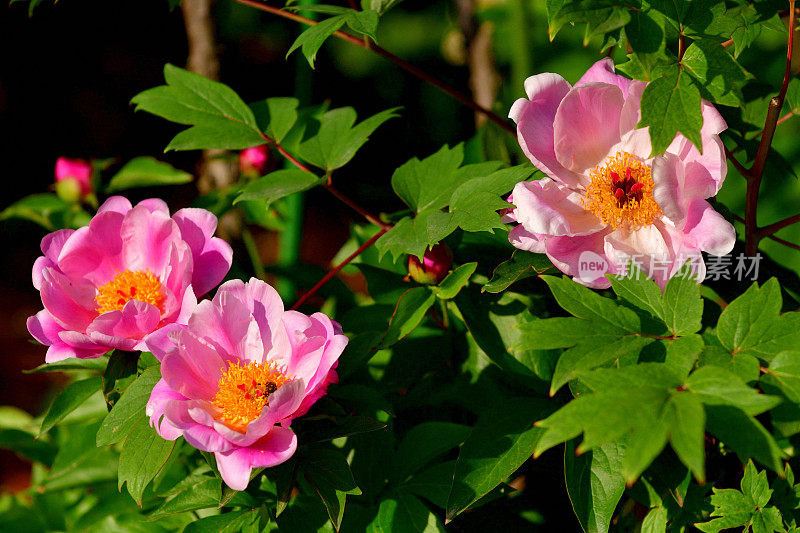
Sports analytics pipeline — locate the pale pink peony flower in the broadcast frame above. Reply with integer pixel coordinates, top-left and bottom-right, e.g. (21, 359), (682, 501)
(55, 157), (93, 200)
(506, 59), (735, 288)
(27, 196), (233, 362)
(239, 145), (271, 178)
(144, 277), (347, 490)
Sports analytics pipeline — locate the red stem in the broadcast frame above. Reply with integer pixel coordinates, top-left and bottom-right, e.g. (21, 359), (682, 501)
(743, 0), (796, 256)
(235, 0), (515, 134)
(291, 227), (388, 309)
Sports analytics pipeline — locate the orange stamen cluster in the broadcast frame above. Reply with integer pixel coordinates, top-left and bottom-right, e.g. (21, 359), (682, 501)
(95, 269), (164, 314)
(583, 151), (661, 230)
(212, 360), (290, 432)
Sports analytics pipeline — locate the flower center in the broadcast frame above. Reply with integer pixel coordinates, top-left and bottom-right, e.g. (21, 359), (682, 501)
(584, 151), (661, 230)
(95, 269), (164, 314)
(212, 360), (290, 432)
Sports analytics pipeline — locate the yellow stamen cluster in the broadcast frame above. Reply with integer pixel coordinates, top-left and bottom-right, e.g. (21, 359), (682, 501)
(583, 151), (661, 230)
(95, 269), (164, 314)
(212, 360), (290, 432)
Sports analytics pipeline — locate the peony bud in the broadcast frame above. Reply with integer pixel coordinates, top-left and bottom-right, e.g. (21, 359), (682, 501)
(407, 243), (453, 284)
(55, 157), (92, 201)
(239, 145), (271, 178)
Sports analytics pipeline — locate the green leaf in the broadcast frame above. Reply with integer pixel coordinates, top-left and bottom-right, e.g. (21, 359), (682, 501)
(250, 97), (299, 142)
(300, 448), (360, 531)
(298, 107), (398, 171)
(102, 349), (140, 407)
(380, 287), (436, 348)
(287, 16), (348, 68)
(704, 406), (784, 473)
(375, 212), (457, 262)
(391, 145), (465, 213)
(687, 366), (781, 416)
(368, 491), (446, 532)
(550, 336), (654, 394)
(565, 440), (626, 533)
(448, 165), (534, 233)
(541, 275), (640, 333)
(716, 278), (800, 362)
(183, 510), (260, 533)
(105, 157), (192, 193)
(0, 193), (74, 231)
(431, 263), (476, 300)
(235, 169), (323, 205)
(639, 65), (703, 156)
(609, 263), (703, 336)
(667, 392), (706, 483)
(445, 398), (551, 521)
(483, 251), (554, 293)
(131, 64), (265, 151)
(147, 477), (221, 520)
(641, 506), (668, 533)
(392, 422), (471, 482)
(0, 428), (57, 466)
(39, 377), (102, 436)
(96, 366), (161, 446)
(24, 356), (109, 374)
(517, 317), (619, 350)
(762, 351), (800, 402)
(118, 416), (176, 506)
(681, 39), (749, 107)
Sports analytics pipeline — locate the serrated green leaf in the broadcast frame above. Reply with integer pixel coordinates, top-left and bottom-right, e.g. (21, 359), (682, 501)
(250, 97), (299, 142)
(639, 65), (703, 156)
(380, 287), (436, 348)
(374, 212), (457, 262)
(39, 377), (102, 436)
(682, 39), (749, 107)
(391, 145), (464, 213)
(541, 275), (640, 333)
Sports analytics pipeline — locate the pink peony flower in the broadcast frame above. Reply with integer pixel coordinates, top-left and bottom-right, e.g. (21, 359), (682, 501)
(407, 243), (453, 284)
(27, 196), (233, 362)
(506, 59), (736, 288)
(239, 145), (271, 178)
(144, 277), (347, 490)
(55, 157), (93, 200)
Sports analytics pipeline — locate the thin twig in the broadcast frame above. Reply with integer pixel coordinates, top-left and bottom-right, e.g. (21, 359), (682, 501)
(732, 212), (800, 251)
(291, 227), (388, 309)
(724, 146), (750, 178)
(743, 0), (796, 256)
(729, 111), (797, 154)
(235, 0), (515, 133)
(758, 212), (800, 238)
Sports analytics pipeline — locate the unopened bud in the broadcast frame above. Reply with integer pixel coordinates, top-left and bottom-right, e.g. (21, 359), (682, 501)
(239, 145), (272, 178)
(407, 243), (453, 285)
(55, 157), (92, 201)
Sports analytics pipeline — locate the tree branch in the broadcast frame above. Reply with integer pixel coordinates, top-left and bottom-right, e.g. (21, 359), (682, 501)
(235, 0), (515, 134)
(291, 227), (388, 309)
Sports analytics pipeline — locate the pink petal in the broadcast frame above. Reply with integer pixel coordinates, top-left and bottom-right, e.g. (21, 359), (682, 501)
(163, 400), (234, 452)
(618, 81), (647, 135)
(143, 323), (185, 361)
(146, 379), (187, 441)
(214, 426), (297, 490)
(173, 208), (233, 296)
(137, 198), (170, 215)
(510, 73), (586, 188)
(120, 206), (181, 275)
(545, 231), (614, 288)
(511, 179), (604, 237)
(554, 83), (625, 173)
(575, 58), (634, 98)
(86, 299), (161, 349)
(97, 196), (133, 216)
(161, 331), (225, 401)
(683, 200), (736, 256)
(40, 268), (97, 331)
(508, 225), (547, 253)
(652, 153), (687, 226)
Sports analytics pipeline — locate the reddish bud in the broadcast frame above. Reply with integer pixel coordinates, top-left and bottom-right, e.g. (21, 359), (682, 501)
(55, 157), (93, 201)
(239, 145), (272, 178)
(407, 243), (453, 285)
